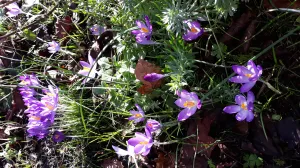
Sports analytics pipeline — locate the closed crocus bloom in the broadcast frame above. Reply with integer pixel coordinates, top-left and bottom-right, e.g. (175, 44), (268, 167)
(143, 73), (165, 82)
(19, 87), (36, 98)
(229, 60), (263, 93)
(78, 54), (97, 84)
(223, 91), (255, 122)
(47, 41), (60, 53)
(146, 119), (161, 133)
(52, 131), (65, 143)
(183, 21), (204, 41)
(128, 129), (153, 156)
(5, 2), (22, 17)
(128, 104), (145, 123)
(175, 90), (202, 121)
(90, 25), (105, 36)
(19, 74), (40, 86)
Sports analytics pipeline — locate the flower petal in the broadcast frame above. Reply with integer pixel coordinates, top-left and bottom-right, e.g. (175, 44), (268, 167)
(229, 75), (250, 83)
(247, 91), (255, 103)
(177, 108), (196, 121)
(144, 15), (152, 31)
(235, 110), (248, 121)
(240, 81), (256, 93)
(235, 95), (246, 105)
(134, 144), (145, 154)
(257, 65), (263, 78)
(174, 98), (187, 108)
(128, 138), (141, 146)
(136, 20), (147, 29)
(232, 65), (253, 76)
(246, 111), (254, 122)
(247, 60), (258, 74)
(112, 146), (129, 156)
(132, 30), (141, 35)
(223, 105), (241, 114)
(79, 61), (90, 68)
(135, 104), (144, 113)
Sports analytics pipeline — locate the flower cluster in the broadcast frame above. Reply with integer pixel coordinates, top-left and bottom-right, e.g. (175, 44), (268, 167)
(90, 24), (105, 36)
(131, 15), (204, 44)
(112, 104), (161, 157)
(18, 74), (61, 140)
(223, 60), (263, 122)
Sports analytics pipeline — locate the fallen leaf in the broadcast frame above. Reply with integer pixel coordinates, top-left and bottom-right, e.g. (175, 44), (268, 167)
(264, 0), (300, 9)
(55, 16), (73, 39)
(101, 158), (124, 168)
(135, 59), (163, 94)
(233, 121), (248, 134)
(155, 151), (175, 168)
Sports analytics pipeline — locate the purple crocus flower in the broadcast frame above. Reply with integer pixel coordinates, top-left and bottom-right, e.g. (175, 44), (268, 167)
(183, 21), (204, 41)
(175, 90), (202, 121)
(145, 119), (161, 133)
(19, 74), (40, 86)
(27, 121), (49, 139)
(112, 144), (135, 157)
(90, 25), (105, 35)
(19, 87), (36, 98)
(78, 54), (97, 84)
(143, 73), (165, 82)
(229, 60), (263, 93)
(132, 15), (152, 36)
(47, 41), (60, 53)
(5, 2), (22, 17)
(223, 91), (255, 122)
(52, 131), (65, 142)
(128, 129), (153, 156)
(42, 85), (59, 104)
(132, 15), (157, 45)
(128, 104), (145, 123)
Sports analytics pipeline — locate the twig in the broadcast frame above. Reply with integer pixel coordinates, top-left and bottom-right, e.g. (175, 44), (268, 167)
(195, 60), (231, 68)
(0, 1), (62, 40)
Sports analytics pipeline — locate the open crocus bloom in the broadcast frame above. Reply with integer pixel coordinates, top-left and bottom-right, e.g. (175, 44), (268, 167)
(132, 15), (152, 36)
(143, 73), (165, 82)
(5, 2), (22, 17)
(183, 21), (204, 41)
(78, 54), (97, 84)
(112, 143), (135, 157)
(175, 90), (202, 121)
(47, 41), (60, 53)
(89, 24), (105, 36)
(223, 91), (255, 122)
(132, 15), (158, 45)
(128, 104), (145, 123)
(52, 131), (65, 143)
(146, 119), (161, 133)
(19, 74), (40, 86)
(128, 129), (153, 156)
(229, 60), (263, 93)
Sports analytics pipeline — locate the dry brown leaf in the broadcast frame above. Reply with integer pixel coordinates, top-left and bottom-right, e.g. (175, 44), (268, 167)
(135, 59), (163, 94)
(264, 0), (300, 9)
(101, 158), (124, 168)
(155, 151), (175, 168)
(55, 16), (73, 39)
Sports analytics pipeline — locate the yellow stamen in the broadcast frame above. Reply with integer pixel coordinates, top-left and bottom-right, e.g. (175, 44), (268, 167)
(190, 27), (198, 33)
(47, 93), (54, 97)
(245, 74), (252, 78)
(20, 80), (28, 85)
(141, 27), (149, 33)
(31, 116), (41, 121)
(241, 103), (247, 110)
(183, 101), (195, 108)
(45, 102), (54, 111)
(139, 141), (148, 145)
(83, 67), (90, 72)
(135, 113), (142, 118)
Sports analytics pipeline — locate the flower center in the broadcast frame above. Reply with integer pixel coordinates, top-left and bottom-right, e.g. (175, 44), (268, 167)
(47, 93), (55, 97)
(183, 101), (195, 108)
(45, 102), (55, 111)
(245, 74), (253, 78)
(241, 103), (247, 110)
(139, 141), (149, 145)
(93, 27), (98, 32)
(135, 113), (142, 118)
(148, 123), (153, 128)
(20, 80), (29, 85)
(141, 27), (149, 33)
(31, 116), (41, 121)
(55, 135), (60, 139)
(83, 67), (91, 72)
(190, 27), (198, 33)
